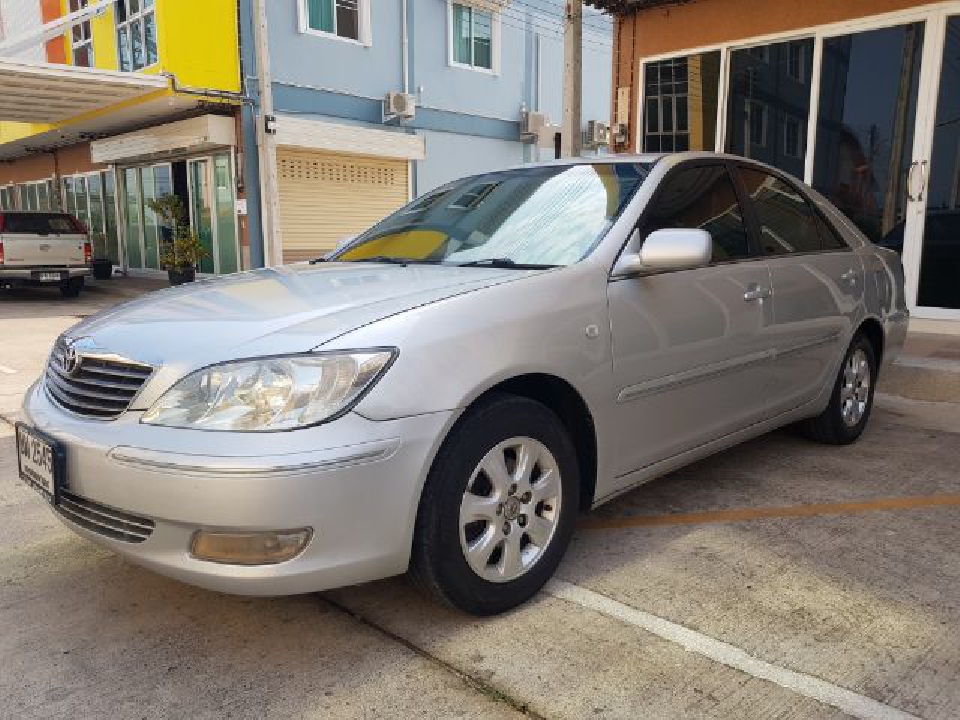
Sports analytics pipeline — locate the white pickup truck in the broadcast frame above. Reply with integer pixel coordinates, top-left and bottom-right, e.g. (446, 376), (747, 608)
(0, 211), (91, 297)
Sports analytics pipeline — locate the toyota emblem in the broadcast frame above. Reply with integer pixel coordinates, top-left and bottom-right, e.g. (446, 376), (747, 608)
(62, 345), (82, 377)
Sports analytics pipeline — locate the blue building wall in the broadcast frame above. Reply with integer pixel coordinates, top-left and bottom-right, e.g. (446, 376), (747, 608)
(265, 0), (612, 198)
(236, 1), (613, 265)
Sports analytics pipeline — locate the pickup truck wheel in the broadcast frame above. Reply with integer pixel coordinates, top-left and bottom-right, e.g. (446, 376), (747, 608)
(59, 278), (84, 298)
(800, 333), (876, 445)
(409, 393), (579, 616)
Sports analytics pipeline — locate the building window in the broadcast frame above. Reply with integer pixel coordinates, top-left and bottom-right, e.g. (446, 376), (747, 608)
(726, 39), (813, 174)
(0, 187), (11, 210)
(115, 0), (157, 72)
(787, 42), (806, 82)
(69, 0), (94, 67)
(748, 45), (770, 63)
(642, 51), (720, 153)
(783, 116), (803, 159)
(450, 2), (498, 72)
(301, 0), (371, 45)
(747, 101), (767, 147)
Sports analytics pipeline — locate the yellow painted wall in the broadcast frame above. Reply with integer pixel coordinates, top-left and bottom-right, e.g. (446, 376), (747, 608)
(0, 122), (52, 143)
(151, 0), (241, 92)
(91, 4), (118, 71)
(0, 1), (240, 148)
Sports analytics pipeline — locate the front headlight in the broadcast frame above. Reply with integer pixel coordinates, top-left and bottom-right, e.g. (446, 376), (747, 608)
(141, 349), (395, 431)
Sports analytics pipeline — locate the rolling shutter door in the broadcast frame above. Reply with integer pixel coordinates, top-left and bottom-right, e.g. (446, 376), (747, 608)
(277, 150), (409, 262)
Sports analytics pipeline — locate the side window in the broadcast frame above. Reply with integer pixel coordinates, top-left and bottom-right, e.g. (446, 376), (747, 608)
(739, 168), (822, 255)
(643, 165), (752, 262)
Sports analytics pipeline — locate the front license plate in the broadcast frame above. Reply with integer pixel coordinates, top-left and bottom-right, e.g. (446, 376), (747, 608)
(39, 272), (62, 282)
(15, 423), (64, 504)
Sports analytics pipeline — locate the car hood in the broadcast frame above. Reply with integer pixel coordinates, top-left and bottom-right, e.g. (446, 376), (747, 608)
(66, 263), (536, 369)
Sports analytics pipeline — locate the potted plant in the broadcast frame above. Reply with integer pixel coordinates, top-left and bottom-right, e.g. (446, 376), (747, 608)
(89, 232), (114, 280)
(160, 231), (209, 285)
(147, 194), (209, 285)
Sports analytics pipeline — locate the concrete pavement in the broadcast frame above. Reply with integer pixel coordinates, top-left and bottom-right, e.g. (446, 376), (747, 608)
(2, 282), (959, 718)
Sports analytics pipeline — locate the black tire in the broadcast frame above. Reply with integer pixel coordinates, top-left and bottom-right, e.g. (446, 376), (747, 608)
(799, 332), (877, 445)
(59, 278), (84, 298)
(409, 393), (579, 616)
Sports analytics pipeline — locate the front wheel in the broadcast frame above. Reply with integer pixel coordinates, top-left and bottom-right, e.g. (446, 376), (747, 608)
(409, 394), (579, 615)
(800, 332), (877, 445)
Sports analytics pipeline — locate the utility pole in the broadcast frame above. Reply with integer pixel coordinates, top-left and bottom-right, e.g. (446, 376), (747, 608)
(253, 0), (282, 266)
(561, 0), (583, 158)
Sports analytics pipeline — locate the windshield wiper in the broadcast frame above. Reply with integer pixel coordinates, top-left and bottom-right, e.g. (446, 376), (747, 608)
(456, 258), (559, 269)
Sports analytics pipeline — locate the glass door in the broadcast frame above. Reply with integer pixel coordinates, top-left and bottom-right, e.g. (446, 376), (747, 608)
(188, 158), (215, 274)
(213, 154), (239, 274)
(123, 167), (144, 269)
(913, 14), (960, 312)
(810, 22), (925, 254)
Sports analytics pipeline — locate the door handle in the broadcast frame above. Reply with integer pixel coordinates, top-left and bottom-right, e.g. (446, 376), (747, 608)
(840, 269), (858, 285)
(744, 285), (771, 302)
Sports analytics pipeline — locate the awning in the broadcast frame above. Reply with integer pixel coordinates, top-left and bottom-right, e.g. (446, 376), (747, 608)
(0, 58), (169, 123)
(91, 114), (237, 164)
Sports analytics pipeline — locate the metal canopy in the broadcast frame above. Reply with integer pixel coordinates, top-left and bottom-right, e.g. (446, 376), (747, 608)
(0, 59), (169, 124)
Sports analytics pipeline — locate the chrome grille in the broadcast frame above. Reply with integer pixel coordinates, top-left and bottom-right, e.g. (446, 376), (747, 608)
(57, 491), (155, 543)
(45, 340), (152, 419)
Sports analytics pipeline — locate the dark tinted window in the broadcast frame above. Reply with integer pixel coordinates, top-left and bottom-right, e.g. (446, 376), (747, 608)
(815, 213), (848, 251)
(739, 168), (822, 255)
(644, 165), (752, 262)
(2, 213), (74, 234)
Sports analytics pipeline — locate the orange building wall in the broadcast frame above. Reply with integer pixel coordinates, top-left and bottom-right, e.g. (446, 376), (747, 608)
(41, 0), (66, 64)
(0, 143), (104, 185)
(612, 0), (943, 151)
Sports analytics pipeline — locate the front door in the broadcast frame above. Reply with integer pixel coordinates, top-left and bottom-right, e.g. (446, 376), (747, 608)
(607, 163), (775, 479)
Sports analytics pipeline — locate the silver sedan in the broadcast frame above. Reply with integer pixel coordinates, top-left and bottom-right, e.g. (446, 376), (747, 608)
(17, 153), (908, 615)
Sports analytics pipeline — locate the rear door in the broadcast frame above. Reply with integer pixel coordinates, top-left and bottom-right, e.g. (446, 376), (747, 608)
(736, 166), (863, 414)
(1, 213), (85, 267)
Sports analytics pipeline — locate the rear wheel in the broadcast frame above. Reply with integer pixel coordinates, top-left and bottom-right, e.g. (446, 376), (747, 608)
(800, 332), (877, 445)
(409, 394), (579, 615)
(59, 278), (83, 298)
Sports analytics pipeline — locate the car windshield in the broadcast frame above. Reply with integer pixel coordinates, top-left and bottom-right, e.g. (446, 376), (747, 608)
(332, 162), (653, 267)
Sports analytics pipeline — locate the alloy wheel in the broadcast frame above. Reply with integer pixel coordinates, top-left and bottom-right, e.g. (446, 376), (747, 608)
(458, 436), (562, 583)
(840, 348), (871, 427)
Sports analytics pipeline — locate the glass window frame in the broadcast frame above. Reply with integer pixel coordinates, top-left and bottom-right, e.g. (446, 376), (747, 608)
(115, 0), (157, 71)
(448, 1), (499, 74)
(69, 0), (95, 68)
(300, 0), (371, 46)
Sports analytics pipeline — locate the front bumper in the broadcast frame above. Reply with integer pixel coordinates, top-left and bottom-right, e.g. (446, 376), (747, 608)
(22, 381), (455, 595)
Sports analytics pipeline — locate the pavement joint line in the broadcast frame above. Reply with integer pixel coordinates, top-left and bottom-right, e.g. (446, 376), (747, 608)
(544, 579), (921, 720)
(577, 494), (960, 530)
(320, 594), (547, 719)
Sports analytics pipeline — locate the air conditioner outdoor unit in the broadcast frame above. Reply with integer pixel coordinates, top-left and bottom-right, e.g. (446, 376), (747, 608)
(613, 122), (629, 146)
(521, 111), (560, 149)
(384, 92), (416, 121)
(586, 120), (611, 148)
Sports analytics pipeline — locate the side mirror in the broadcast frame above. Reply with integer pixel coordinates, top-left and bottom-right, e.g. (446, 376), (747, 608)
(613, 228), (712, 277)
